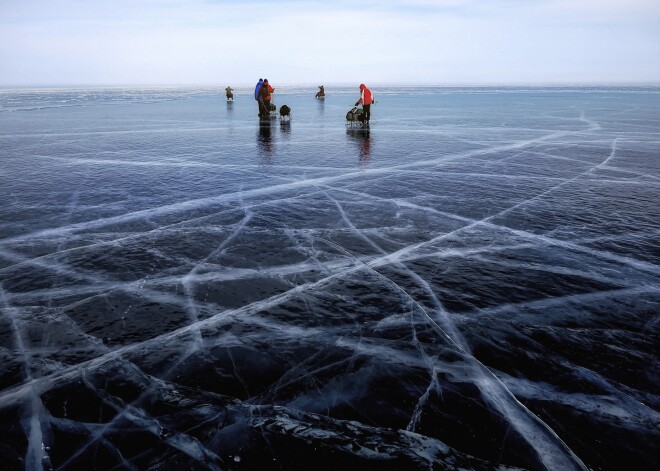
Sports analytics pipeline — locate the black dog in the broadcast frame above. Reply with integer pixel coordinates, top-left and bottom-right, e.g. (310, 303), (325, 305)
(279, 104), (291, 122)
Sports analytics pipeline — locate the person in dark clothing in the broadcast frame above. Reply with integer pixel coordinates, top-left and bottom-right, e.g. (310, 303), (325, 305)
(315, 85), (325, 98)
(255, 78), (266, 117)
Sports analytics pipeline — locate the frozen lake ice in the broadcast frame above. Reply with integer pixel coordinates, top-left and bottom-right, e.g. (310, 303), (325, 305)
(0, 86), (659, 470)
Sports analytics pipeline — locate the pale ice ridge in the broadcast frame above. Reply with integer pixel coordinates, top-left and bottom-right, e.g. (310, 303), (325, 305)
(54, 366), (225, 471)
(0, 285), (53, 471)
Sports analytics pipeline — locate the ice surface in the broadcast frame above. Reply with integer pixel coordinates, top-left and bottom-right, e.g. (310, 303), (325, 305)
(0, 87), (659, 470)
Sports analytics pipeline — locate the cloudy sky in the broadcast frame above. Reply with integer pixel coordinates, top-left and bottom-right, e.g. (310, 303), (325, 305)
(1, 0), (659, 87)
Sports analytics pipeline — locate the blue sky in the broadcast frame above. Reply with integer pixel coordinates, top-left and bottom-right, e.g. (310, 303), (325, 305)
(1, 0), (659, 86)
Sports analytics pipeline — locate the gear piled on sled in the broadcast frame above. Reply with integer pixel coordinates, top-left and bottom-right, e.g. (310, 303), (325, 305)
(346, 106), (368, 126)
(259, 102), (277, 119)
(266, 102), (277, 118)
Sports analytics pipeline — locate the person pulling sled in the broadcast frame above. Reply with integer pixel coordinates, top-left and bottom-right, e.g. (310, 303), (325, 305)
(346, 83), (374, 126)
(355, 83), (374, 123)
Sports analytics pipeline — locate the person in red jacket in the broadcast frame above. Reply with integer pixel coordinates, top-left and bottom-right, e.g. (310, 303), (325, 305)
(260, 79), (275, 114)
(355, 83), (374, 123)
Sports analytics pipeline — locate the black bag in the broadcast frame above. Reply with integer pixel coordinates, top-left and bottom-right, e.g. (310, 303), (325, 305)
(280, 105), (291, 116)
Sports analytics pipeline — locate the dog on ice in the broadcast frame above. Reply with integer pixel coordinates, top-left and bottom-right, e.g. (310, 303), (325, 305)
(279, 104), (291, 122)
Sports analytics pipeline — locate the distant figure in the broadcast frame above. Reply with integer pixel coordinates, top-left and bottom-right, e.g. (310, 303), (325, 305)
(255, 78), (265, 117)
(225, 86), (234, 101)
(260, 79), (275, 115)
(355, 83), (374, 123)
(315, 85), (325, 98)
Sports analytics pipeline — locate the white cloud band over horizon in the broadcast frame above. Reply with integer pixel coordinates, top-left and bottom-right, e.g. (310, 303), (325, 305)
(1, 0), (659, 87)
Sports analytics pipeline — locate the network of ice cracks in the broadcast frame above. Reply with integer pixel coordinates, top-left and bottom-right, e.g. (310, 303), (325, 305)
(0, 91), (659, 471)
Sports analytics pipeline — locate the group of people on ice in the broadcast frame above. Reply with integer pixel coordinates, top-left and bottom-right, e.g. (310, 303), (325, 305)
(224, 81), (375, 124)
(254, 78), (276, 118)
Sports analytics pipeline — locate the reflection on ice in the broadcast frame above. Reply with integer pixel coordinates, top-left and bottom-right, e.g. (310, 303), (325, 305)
(347, 128), (372, 168)
(257, 120), (274, 159)
(0, 87), (659, 470)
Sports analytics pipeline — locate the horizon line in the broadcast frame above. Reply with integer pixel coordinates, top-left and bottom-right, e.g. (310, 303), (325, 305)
(2, 81), (660, 91)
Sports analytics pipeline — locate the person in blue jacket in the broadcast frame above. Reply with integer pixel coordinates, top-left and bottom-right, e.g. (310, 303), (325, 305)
(255, 78), (266, 117)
